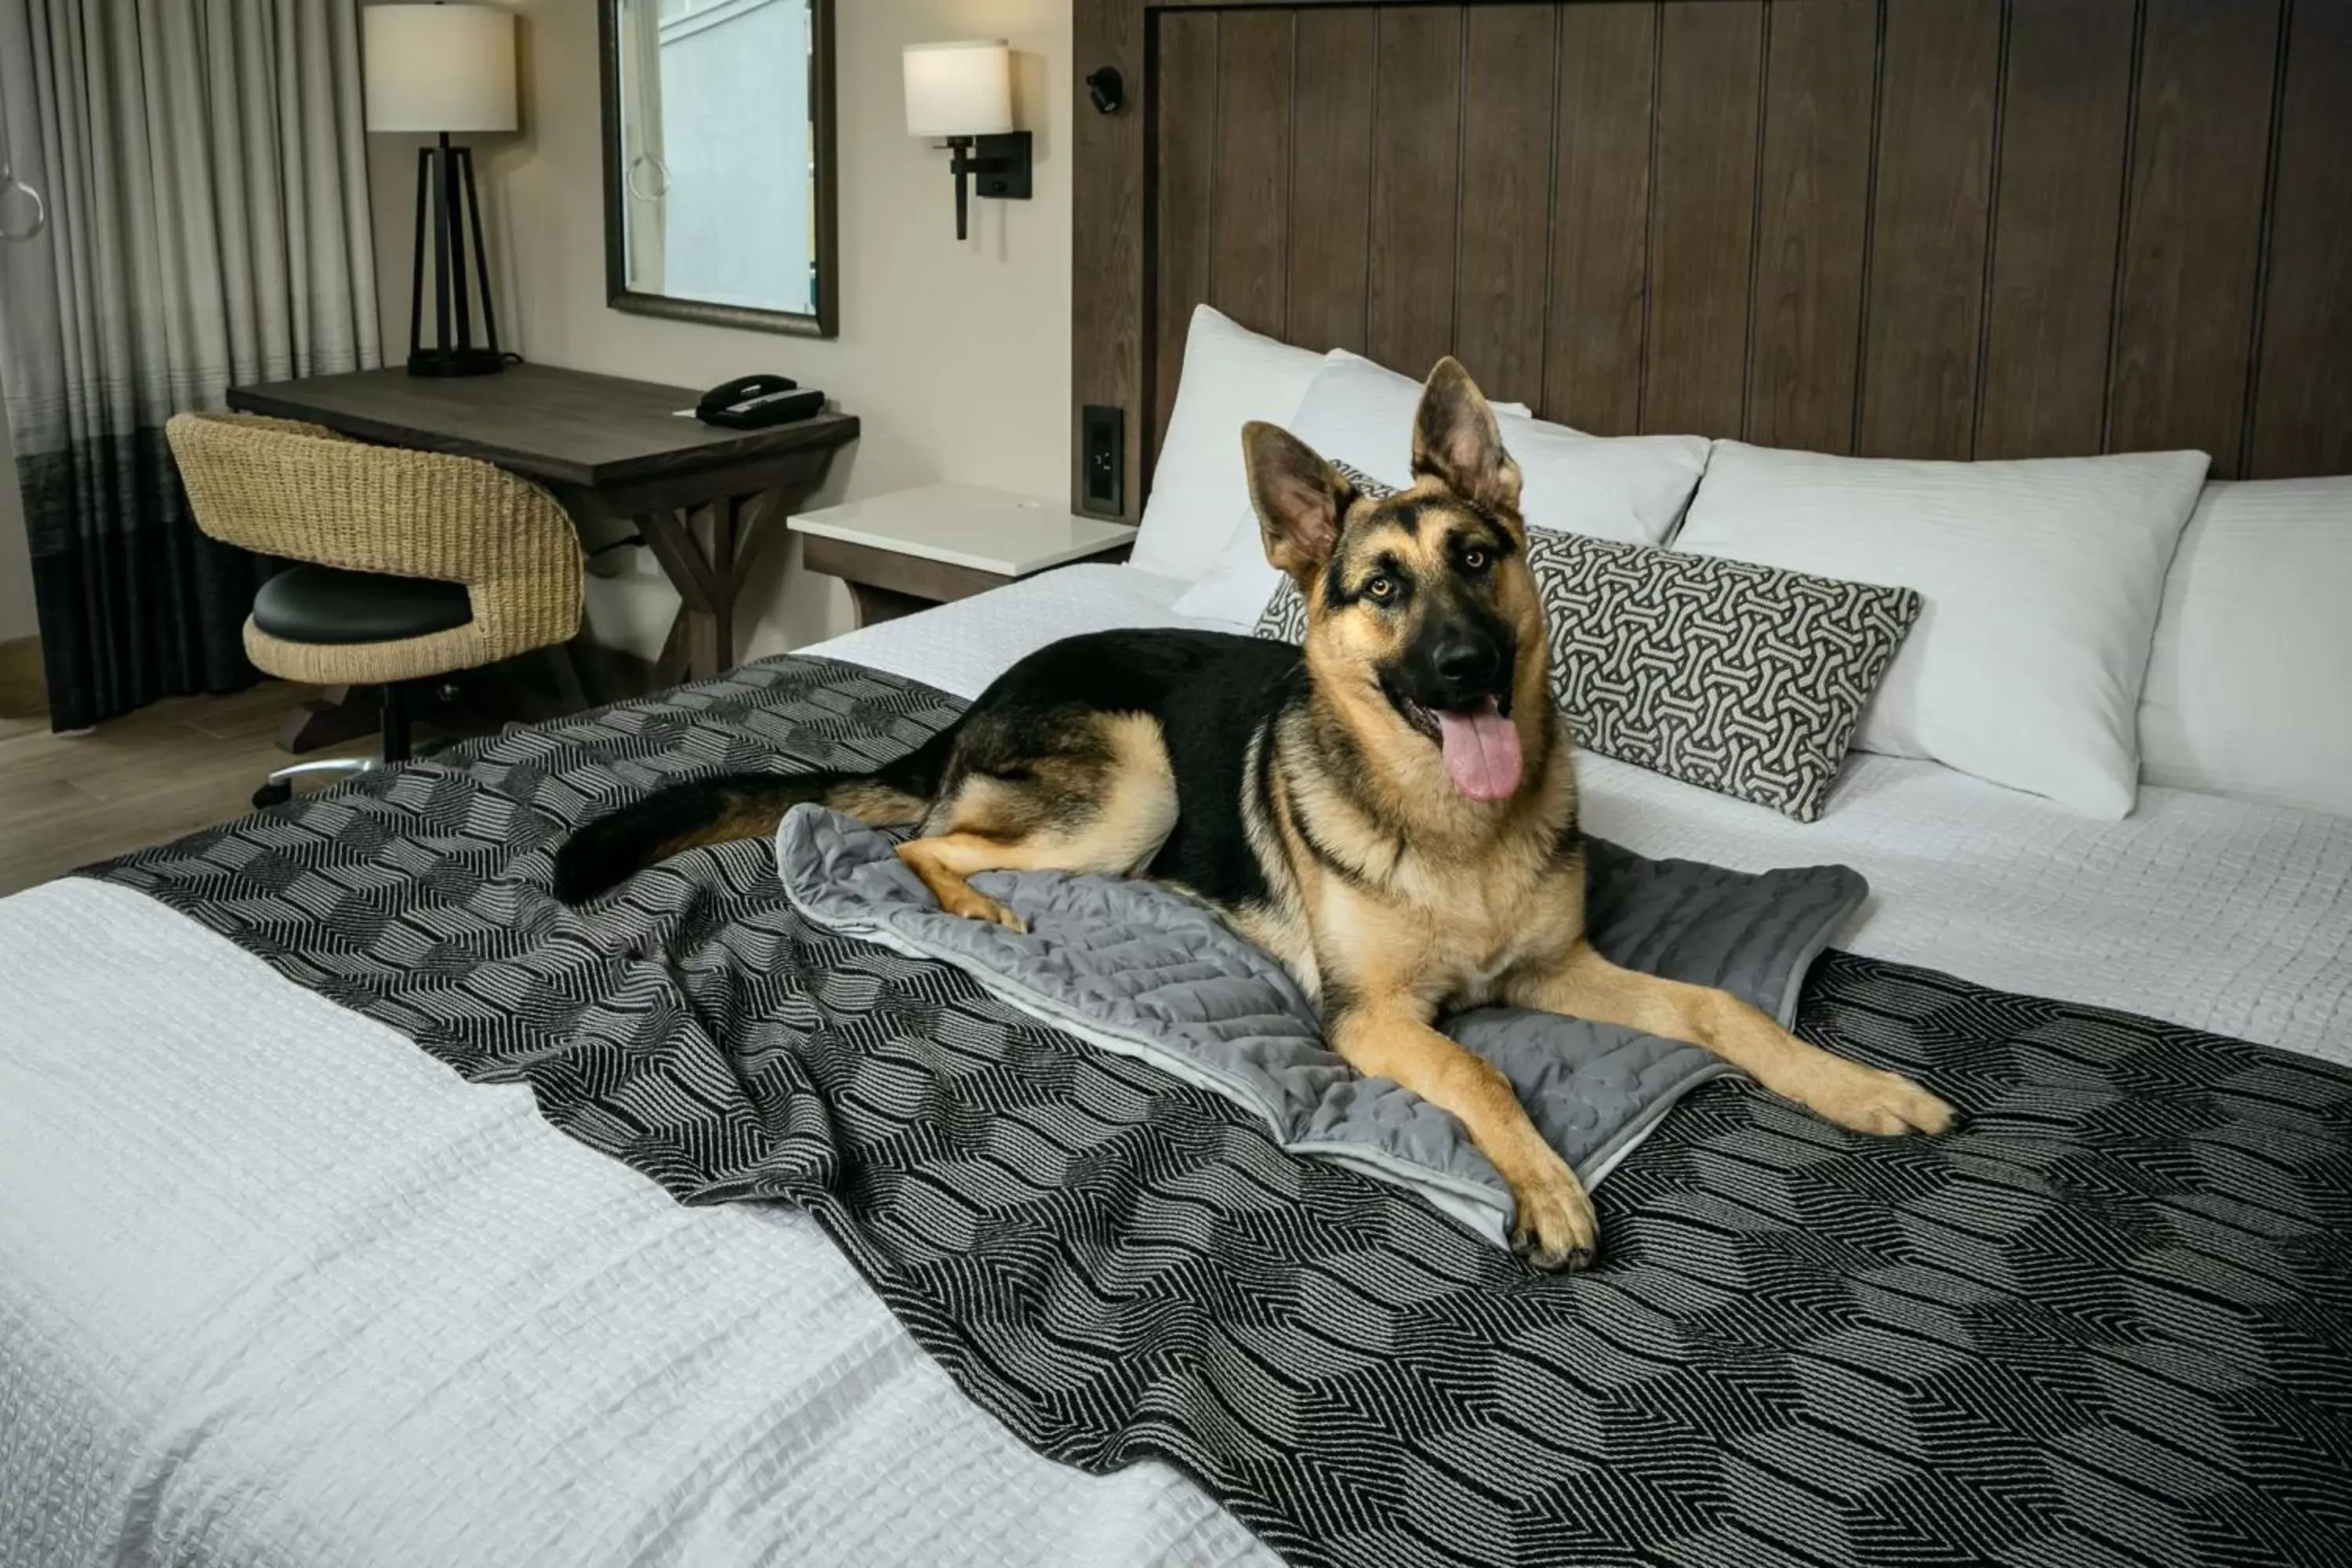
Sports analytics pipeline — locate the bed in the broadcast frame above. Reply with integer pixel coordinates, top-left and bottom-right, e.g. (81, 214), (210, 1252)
(8, 4), (2352, 1566)
(5, 562), (2348, 1567)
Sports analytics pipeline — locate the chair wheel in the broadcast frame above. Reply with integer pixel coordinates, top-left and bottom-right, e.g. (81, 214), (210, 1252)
(252, 781), (295, 810)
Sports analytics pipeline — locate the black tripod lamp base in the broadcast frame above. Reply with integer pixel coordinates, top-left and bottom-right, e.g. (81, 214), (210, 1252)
(406, 347), (510, 379)
(407, 136), (511, 378)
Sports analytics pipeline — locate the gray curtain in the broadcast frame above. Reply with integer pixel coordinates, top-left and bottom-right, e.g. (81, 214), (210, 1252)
(0, 0), (379, 731)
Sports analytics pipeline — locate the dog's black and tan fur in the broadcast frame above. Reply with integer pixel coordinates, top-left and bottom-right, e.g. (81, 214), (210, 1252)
(555, 360), (1954, 1269)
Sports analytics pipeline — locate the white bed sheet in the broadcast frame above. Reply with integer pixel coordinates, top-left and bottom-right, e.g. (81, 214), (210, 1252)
(5, 561), (2346, 1568)
(0, 878), (1269, 1568)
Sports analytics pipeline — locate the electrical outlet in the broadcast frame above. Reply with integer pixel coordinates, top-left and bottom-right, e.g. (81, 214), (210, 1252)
(1081, 404), (1123, 517)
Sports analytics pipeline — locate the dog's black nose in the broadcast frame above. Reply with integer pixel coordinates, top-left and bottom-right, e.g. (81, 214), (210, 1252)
(1432, 635), (1502, 699)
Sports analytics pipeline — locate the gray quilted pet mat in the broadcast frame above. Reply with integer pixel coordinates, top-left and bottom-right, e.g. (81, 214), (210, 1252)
(778, 804), (1867, 1243)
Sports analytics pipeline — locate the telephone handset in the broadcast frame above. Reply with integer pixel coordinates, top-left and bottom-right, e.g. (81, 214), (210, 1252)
(695, 374), (825, 429)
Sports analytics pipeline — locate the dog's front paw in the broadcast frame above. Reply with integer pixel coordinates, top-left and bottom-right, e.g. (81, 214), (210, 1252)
(1806, 1061), (1954, 1137)
(1509, 1162), (1599, 1272)
(938, 886), (1029, 934)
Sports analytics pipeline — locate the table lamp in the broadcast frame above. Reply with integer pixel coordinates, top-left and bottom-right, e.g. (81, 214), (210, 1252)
(364, 2), (519, 376)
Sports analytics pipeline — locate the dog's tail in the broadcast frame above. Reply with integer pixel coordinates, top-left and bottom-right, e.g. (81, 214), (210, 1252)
(552, 732), (952, 905)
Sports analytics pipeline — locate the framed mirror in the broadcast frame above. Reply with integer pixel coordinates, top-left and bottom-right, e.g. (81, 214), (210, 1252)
(599, 0), (837, 337)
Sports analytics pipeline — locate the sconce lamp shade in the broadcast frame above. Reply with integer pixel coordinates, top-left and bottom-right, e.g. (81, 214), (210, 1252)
(363, 4), (519, 134)
(903, 40), (1013, 139)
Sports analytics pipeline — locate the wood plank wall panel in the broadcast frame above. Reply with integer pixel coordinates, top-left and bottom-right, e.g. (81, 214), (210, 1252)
(1081, 0), (2352, 512)
(1150, 10), (1219, 470)
(2249, 1), (2352, 477)
(1286, 9), (1377, 358)
(1069, 0), (1145, 514)
(1746, 0), (1877, 453)
(1643, 2), (1764, 439)
(1209, 12), (1293, 340)
(2108, 0), (2282, 475)
(1857, 0), (2001, 458)
(1975, 0), (2136, 460)
(1541, 5), (1656, 434)
(1367, 7), (1467, 379)
(1453, 6), (1559, 407)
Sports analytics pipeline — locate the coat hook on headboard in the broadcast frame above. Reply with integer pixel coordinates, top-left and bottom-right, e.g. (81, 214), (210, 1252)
(1084, 67), (1124, 115)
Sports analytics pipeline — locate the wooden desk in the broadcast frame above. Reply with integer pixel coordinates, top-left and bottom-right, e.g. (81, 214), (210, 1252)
(229, 362), (859, 684)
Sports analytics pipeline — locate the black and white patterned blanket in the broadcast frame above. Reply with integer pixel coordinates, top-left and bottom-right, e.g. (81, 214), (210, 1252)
(90, 657), (2352, 1568)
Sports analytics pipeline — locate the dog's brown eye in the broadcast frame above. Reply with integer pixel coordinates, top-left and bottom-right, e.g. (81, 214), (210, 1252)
(1366, 575), (1395, 601)
(1462, 549), (1488, 571)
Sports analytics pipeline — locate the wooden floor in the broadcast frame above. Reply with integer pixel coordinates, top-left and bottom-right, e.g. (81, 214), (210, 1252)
(0, 673), (372, 898)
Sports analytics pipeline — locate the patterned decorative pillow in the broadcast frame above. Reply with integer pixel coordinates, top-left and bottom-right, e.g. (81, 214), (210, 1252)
(1251, 466), (1922, 821)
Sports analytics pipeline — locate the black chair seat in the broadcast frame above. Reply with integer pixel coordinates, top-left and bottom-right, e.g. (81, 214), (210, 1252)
(251, 564), (473, 645)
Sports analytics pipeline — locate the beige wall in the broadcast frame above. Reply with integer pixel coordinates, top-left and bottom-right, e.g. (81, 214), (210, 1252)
(365, 0), (1073, 661)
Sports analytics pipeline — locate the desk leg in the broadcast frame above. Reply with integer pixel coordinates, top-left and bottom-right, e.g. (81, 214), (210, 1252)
(589, 448), (836, 693)
(642, 492), (768, 687)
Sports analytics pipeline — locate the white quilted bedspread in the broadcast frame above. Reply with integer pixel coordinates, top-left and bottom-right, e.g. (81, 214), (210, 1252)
(2, 561), (2346, 1568)
(0, 878), (1268, 1568)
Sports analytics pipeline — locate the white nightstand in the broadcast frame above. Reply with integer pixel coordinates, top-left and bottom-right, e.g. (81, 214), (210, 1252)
(787, 483), (1138, 628)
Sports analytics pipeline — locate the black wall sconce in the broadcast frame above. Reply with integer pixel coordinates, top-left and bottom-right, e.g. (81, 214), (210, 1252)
(904, 39), (1034, 241)
(1085, 67), (1125, 114)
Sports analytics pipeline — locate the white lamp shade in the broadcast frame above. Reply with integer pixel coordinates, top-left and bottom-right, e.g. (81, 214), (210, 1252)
(903, 40), (1013, 139)
(364, 4), (519, 134)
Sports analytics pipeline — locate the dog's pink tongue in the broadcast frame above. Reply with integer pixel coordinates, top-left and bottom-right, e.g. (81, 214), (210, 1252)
(1436, 701), (1523, 801)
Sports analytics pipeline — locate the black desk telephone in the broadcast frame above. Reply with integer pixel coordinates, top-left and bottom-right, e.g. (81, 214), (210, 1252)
(695, 373), (825, 430)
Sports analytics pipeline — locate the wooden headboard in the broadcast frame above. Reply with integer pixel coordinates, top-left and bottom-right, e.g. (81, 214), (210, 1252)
(1071, 0), (2352, 520)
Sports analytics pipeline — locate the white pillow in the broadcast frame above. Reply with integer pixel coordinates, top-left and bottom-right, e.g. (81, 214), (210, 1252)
(1129, 306), (1328, 581)
(1673, 441), (2211, 818)
(2137, 476), (2352, 818)
(1172, 350), (1704, 624)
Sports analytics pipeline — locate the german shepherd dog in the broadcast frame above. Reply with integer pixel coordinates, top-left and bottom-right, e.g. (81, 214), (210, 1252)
(555, 360), (1954, 1269)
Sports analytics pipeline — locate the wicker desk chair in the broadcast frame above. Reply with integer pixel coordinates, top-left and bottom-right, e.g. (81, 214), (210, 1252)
(165, 412), (584, 807)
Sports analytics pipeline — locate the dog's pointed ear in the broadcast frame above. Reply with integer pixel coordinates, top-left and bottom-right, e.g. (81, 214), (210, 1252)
(1411, 357), (1522, 519)
(1244, 421), (1357, 592)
